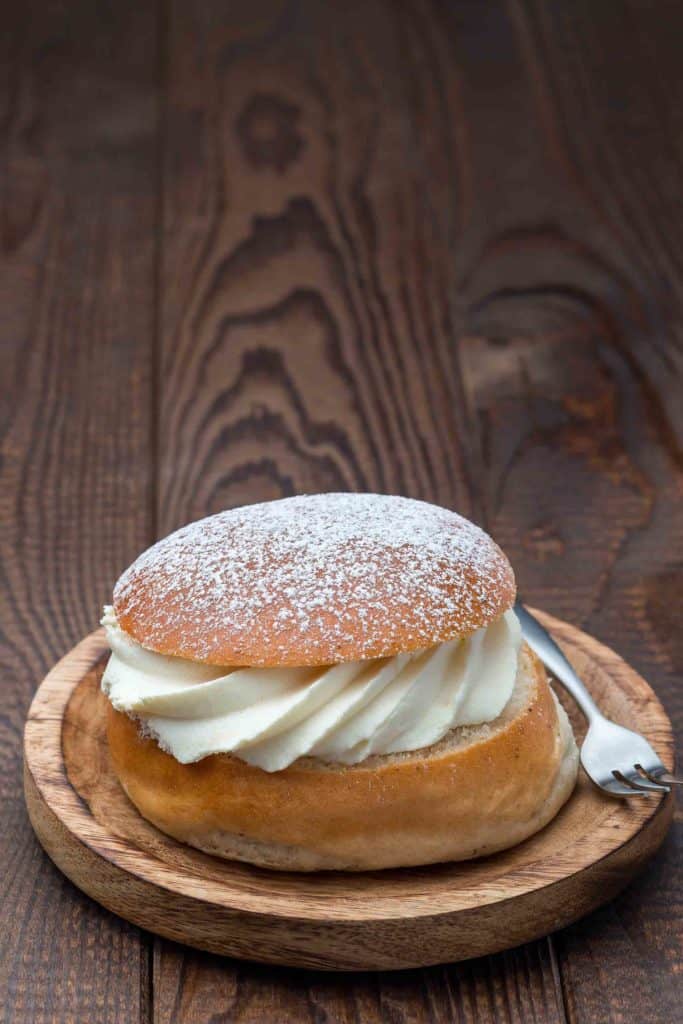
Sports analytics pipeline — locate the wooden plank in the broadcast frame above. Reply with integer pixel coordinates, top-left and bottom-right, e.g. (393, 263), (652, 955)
(157, 0), (476, 534)
(155, 0), (568, 1019)
(154, 941), (566, 1024)
(448, 1), (683, 1021)
(0, 1), (158, 1021)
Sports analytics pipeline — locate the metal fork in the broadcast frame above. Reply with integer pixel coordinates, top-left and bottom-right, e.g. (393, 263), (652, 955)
(515, 601), (680, 797)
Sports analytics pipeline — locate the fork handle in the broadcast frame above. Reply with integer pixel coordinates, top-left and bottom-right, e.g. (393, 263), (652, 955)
(514, 601), (602, 722)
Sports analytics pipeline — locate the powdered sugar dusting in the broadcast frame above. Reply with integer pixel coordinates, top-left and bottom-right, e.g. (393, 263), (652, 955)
(113, 493), (515, 666)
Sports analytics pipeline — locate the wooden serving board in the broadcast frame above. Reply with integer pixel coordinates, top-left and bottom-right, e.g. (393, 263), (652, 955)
(23, 611), (674, 971)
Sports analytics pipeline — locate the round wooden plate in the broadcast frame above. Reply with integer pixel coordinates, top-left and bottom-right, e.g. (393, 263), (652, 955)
(24, 611), (674, 971)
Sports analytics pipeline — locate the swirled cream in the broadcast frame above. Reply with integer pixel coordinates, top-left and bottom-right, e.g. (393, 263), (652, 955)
(101, 607), (522, 772)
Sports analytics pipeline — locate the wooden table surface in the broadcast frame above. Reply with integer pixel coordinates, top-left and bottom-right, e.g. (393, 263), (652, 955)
(2, 1), (681, 1021)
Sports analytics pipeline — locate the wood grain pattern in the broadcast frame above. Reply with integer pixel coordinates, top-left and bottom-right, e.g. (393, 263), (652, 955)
(24, 615), (674, 971)
(158, 0), (475, 530)
(0, 1), (157, 1022)
(152, 940), (568, 1024)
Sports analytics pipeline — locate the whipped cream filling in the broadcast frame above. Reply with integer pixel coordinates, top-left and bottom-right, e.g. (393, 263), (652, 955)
(101, 607), (522, 772)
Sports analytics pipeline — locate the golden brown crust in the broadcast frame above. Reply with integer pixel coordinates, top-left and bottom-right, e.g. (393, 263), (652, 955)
(107, 646), (578, 870)
(112, 494), (515, 666)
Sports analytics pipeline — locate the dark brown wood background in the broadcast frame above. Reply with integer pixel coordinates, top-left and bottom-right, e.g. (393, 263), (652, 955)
(1, 0), (681, 1021)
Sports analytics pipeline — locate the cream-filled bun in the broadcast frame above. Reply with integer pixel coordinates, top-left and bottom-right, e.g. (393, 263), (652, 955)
(102, 493), (578, 871)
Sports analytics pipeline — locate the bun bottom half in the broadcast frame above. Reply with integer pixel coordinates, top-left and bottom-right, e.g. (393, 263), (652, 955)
(106, 644), (579, 871)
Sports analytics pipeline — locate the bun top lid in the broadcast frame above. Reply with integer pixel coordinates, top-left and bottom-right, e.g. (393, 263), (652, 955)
(113, 493), (516, 667)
